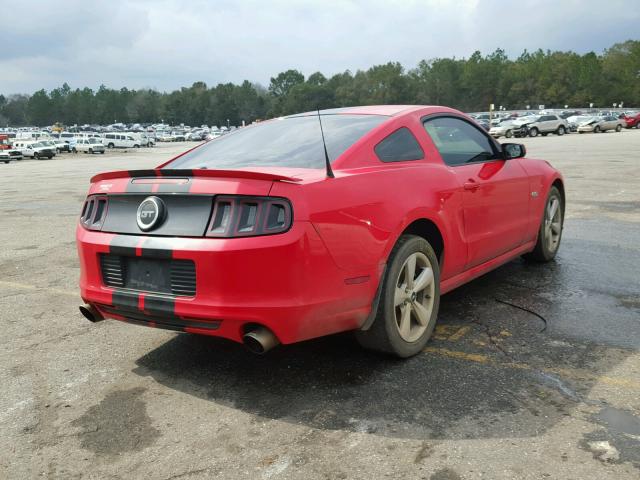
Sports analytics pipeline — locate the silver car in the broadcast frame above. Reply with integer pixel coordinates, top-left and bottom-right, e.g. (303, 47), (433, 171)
(577, 116), (625, 133)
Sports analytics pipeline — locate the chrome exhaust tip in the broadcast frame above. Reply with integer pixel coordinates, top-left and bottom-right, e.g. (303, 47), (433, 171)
(79, 304), (104, 323)
(242, 327), (280, 354)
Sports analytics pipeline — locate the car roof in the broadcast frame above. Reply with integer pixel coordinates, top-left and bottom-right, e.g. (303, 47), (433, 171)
(289, 105), (432, 118)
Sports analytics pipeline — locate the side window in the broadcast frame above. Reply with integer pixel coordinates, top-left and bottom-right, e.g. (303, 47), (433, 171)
(423, 116), (498, 167)
(374, 127), (424, 163)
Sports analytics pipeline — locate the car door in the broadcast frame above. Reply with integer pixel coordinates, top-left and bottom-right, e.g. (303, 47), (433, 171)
(423, 115), (530, 269)
(543, 115), (555, 132)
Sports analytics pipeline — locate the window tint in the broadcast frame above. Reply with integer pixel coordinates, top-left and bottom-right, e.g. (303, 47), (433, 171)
(374, 127), (424, 163)
(423, 116), (497, 166)
(167, 114), (387, 170)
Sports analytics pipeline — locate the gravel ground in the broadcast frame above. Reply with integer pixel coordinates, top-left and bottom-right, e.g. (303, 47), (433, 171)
(1, 131), (639, 479)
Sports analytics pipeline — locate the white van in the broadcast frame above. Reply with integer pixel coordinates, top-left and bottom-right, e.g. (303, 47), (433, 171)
(126, 132), (152, 147)
(16, 131), (47, 141)
(102, 133), (137, 148)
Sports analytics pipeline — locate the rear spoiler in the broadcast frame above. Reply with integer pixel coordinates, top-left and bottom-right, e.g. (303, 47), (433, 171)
(90, 169), (303, 184)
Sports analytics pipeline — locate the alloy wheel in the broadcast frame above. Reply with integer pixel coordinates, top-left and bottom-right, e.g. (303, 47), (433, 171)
(545, 197), (562, 253)
(393, 252), (436, 342)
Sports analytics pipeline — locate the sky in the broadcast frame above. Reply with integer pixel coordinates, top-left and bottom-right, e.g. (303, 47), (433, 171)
(1, 0), (639, 95)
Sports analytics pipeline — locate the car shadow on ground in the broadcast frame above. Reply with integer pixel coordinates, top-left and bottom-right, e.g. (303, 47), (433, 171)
(133, 219), (639, 441)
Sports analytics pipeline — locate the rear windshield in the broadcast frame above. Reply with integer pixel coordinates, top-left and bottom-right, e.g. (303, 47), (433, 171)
(166, 114), (387, 170)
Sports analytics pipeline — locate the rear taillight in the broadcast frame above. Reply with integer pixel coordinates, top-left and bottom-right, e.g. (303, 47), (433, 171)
(80, 195), (108, 230)
(206, 196), (292, 237)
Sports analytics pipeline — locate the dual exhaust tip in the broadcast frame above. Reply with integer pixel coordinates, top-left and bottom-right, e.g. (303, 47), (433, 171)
(80, 304), (279, 354)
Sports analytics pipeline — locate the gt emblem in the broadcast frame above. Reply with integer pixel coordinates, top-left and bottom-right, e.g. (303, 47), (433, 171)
(531, 191), (539, 198)
(136, 196), (166, 231)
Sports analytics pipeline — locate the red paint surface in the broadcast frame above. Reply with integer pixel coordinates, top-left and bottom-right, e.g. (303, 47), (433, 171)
(77, 106), (563, 345)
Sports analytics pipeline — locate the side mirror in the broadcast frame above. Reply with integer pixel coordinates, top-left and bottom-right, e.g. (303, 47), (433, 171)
(502, 143), (526, 160)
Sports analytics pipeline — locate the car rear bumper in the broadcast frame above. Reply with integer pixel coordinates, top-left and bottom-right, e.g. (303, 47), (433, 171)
(77, 222), (378, 344)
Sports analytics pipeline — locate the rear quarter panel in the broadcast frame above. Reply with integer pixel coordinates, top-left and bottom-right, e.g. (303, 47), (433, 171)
(517, 157), (564, 242)
(271, 165), (467, 283)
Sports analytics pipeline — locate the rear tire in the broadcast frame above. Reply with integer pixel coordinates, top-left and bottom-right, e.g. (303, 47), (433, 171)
(356, 235), (440, 358)
(523, 186), (564, 262)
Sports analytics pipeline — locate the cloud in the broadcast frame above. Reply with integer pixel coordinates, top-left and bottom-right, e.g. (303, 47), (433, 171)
(1, 0), (638, 94)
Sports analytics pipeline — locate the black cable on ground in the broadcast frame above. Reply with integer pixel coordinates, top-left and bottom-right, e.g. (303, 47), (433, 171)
(494, 298), (548, 333)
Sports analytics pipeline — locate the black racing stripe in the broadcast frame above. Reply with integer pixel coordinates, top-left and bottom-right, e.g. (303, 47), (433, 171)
(143, 295), (176, 318)
(125, 170), (158, 193)
(109, 234), (139, 256)
(156, 181), (192, 193)
(129, 169), (158, 178)
(140, 237), (174, 259)
(112, 290), (139, 310)
(157, 170), (193, 193)
(111, 311), (221, 332)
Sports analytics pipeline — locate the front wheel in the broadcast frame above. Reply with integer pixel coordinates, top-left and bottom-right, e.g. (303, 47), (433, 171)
(594, 126), (601, 133)
(505, 130), (513, 138)
(356, 235), (440, 358)
(529, 127), (539, 137)
(616, 125), (622, 132)
(523, 186), (564, 262)
(557, 126), (565, 135)
(88, 148), (93, 154)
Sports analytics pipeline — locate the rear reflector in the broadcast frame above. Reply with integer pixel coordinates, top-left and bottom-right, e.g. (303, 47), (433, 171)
(206, 196), (292, 237)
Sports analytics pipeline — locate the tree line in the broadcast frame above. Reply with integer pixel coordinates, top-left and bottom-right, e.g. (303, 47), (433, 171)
(1, 40), (638, 128)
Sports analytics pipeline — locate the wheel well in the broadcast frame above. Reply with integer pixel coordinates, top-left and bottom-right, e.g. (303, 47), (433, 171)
(402, 219), (444, 265)
(552, 179), (565, 213)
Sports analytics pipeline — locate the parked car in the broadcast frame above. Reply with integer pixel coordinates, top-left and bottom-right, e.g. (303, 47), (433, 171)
(489, 120), (517, 138)
(51, 138), (71, 152)
(156, 133), (175, 142)
(76, 138), (106, 154)
(520, 114), (569, 137)
(126, 132), (152, 147)
(77, 105), (565, 358)
(577, 116), (625, 133)
(566, 115), (594, 132)
(622, 112), (640, 129)
(102, 133), (137, 148)
(39, 140), (59, 156)
(0, 149), (22, 163)
(13, 141), (56, 159)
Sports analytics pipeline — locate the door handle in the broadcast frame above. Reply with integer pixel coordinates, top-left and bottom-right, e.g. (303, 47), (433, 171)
(464, 180), (480, 191)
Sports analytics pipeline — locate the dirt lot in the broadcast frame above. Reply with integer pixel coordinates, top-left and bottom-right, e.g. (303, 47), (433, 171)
(1, 131), (639, 479)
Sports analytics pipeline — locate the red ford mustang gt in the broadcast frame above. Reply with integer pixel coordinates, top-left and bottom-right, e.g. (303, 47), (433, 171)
(77, 105), (564, 357)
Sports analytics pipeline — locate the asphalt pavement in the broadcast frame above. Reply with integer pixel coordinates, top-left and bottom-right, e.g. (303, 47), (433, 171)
(1, 132), (639, 479)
